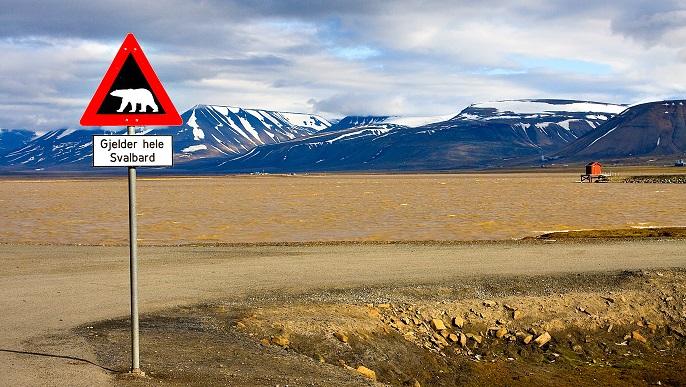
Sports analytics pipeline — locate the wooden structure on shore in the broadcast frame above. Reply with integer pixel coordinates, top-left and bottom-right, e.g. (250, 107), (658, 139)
(580, 161), (608, 183)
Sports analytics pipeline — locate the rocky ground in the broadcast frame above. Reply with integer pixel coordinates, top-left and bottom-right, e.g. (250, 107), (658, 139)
(79, 267), (686, 386)
(617, 175), (686, 183)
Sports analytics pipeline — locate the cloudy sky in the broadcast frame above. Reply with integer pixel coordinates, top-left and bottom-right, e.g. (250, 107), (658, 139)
(2, 0), (686, 131)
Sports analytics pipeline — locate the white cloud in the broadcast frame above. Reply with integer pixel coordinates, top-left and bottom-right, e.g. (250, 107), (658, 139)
(1, 1), (686, 130)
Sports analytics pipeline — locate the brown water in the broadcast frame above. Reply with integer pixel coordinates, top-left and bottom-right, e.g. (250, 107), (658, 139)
(2, 173), (685, 245)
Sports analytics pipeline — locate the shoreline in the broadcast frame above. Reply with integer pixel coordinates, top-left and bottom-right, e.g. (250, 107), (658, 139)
(2, 225), (685, 248)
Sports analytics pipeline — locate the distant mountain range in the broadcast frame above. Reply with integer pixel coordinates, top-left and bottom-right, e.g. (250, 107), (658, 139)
(2, 98), (686, 174)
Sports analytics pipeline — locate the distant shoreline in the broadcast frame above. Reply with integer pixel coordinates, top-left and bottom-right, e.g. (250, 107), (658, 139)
(1, 164), (686, 180)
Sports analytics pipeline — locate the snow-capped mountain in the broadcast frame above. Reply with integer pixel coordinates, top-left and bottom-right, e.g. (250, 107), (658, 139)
(446, 99), (627, 151)
(325, 116), (392, 131)
(159, 104), (331, 161)
(0, 105), (331, 170)
(208, 99), (627, 173)
(0, 128), (118, 169)
(553, 100), (686, 160)
(0, 99), (645, 173)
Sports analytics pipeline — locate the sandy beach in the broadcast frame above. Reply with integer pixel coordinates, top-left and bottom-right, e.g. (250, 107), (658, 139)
(2, 239), (686, 386)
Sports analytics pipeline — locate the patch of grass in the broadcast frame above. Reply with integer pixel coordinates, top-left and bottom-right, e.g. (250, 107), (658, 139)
(535, 227), (686, 240)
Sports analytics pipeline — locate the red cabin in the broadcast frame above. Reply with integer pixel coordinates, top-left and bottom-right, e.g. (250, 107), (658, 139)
(585, 162), (602, 175)
(581, 161), (607, 182)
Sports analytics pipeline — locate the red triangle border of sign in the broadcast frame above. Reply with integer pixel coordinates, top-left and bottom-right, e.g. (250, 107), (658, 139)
(80, 33), (182, 127)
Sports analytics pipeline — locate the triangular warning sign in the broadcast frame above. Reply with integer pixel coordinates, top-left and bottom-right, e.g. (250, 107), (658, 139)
(80, 33), (182, 126)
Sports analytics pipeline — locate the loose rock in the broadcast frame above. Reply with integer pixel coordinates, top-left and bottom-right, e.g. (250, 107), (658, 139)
(356, 365), (377, 381)
(339, 359), (354, 371)
(516, 331), (534, 344)
(632, 331), (648, 344)
(534, 331), (551, 347)
(466, 333), (483, 344)
(334, 332), (348, 343)
(459, 332), (467, 347)
(430, 319), (447, 331)
(271, 336), (290, 347)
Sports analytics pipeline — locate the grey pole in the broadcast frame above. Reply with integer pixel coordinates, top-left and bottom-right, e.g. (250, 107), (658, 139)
(127, 125), (142, 375)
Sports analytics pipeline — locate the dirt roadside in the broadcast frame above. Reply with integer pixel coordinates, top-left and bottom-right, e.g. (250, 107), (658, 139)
(1, 238), (686, 386)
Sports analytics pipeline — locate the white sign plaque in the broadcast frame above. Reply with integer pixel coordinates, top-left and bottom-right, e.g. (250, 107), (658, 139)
(93, 135), (173, 167)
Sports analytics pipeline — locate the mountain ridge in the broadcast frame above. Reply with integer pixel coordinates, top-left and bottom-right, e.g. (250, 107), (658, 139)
(552, 100), (686, 161)
(4, 98), (685, 174)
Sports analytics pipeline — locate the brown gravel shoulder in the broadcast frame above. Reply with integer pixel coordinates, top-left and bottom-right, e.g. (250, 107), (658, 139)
(2, 234), (686, 386)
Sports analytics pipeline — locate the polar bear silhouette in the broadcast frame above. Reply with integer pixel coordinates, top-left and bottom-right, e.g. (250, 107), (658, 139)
(110, 88), (158, 113)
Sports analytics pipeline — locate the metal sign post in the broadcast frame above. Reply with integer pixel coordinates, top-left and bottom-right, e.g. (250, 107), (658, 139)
(81, 33), (181, 376)
(127, 125), (142, 375)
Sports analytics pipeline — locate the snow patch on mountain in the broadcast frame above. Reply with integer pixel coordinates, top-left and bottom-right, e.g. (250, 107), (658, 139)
(182, 144), (208, 153)
(587, 125), (618, 148)
(56, 129), (78, 140)
(280, 112), (331, 130)
(187, 110), (205, 140)
(469, 100), (627, 116)
(326, 127), (394, 144)
(384, 114), (456, 127)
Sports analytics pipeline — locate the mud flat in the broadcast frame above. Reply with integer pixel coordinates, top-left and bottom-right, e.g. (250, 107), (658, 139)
(2, 238), (686, 386)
